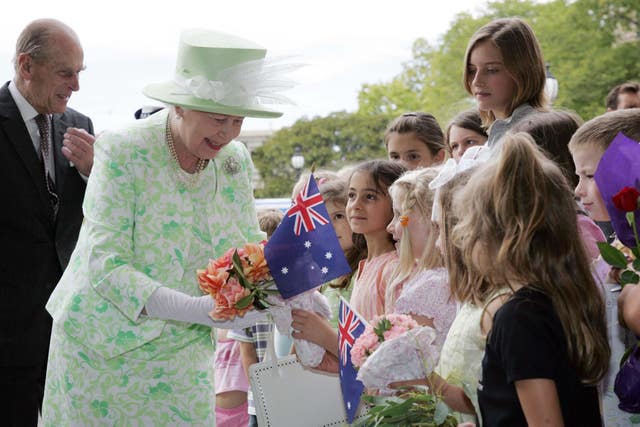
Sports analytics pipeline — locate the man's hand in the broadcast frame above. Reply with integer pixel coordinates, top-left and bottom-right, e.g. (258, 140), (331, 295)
(62, 127), (95, 176)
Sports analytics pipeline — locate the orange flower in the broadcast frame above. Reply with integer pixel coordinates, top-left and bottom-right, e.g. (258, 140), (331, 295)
(197, 266), (230, 297)
(210, 247), (236, 271)
(239, 242), (271, 283)
(210, 278), (253, 320)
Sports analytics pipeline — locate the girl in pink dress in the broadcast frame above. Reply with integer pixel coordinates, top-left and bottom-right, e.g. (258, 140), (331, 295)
(385, 167), (457, 354)
(347, 160), (407, 320)
(214, 329), (249, 427)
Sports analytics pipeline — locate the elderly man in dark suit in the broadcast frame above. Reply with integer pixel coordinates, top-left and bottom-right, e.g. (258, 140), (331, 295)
(0, 18), (95, 426)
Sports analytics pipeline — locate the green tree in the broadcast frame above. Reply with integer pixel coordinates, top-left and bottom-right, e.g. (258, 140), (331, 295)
(252, 112), (391, 197)
(355, 0), (640, 125)
(541, 0), (640, 118)
(252, 0), (639, 195)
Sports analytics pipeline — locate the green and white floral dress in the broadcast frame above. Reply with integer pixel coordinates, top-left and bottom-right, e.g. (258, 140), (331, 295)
(42, 110), (264, 426)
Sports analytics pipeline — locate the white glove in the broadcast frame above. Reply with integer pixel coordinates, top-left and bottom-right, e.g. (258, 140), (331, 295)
(144, 286), (268, 329)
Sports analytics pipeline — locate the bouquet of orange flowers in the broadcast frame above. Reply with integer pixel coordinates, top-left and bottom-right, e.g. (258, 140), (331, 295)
(197, 240), (333, 367)
(197, 241), (279, 320)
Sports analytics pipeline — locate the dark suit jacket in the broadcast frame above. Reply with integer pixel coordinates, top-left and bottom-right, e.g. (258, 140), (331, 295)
(0, 81), (93, 367)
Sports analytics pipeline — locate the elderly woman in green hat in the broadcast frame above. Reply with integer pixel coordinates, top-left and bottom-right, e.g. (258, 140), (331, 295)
(42, 30), (293, 425)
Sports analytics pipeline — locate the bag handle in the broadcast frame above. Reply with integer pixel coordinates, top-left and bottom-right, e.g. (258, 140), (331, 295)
(262, 314), (279, 372)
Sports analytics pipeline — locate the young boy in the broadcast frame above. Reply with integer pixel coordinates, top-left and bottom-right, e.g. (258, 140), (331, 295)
(568, 107), (640, 426)
(569, 108), (640, 235)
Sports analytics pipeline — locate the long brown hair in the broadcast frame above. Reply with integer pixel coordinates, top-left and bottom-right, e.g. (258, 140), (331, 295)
(452, 133), (609, 383)
(463, 17), (547, 127)
(437, 168), (484, 305)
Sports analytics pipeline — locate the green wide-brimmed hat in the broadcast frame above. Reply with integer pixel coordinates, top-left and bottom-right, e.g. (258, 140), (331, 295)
(143, 29), (291, 118)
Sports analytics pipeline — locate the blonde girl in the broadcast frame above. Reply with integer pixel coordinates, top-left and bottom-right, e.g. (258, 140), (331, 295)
(384, 112), (447, 170)
(455, 133), (609, 426)
(389, 166), (486, 424)
(463, 17), (547, 147)
(384, 168), (457, 351)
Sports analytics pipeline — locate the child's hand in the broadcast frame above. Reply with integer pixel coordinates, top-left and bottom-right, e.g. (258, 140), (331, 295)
(618, 283), (640, 334)
(291, 309), (337, 353)
(312, 351), (339, 374)
(609, 266), (623, 284)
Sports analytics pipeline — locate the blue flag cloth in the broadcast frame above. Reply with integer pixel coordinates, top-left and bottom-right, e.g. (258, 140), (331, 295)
(265, 173), (352, 299)
(338, 297), (367, 424)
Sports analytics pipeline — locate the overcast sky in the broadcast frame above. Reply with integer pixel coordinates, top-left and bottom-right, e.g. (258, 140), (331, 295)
(1, 0), (490, 132)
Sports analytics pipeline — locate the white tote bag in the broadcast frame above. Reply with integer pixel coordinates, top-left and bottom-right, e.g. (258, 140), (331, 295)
(249, 333), (366, 426)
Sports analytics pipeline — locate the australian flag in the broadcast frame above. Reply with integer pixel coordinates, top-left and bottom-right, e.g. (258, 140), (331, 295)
(264, 173), (352, 299)
(338, 297), (367, 424)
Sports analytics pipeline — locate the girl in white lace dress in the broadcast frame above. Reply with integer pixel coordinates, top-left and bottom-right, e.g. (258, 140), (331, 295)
(385, 168), (457, 354)
(388, 160), (494, 424)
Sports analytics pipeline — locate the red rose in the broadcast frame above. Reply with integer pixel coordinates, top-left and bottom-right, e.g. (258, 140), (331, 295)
(612, 187), (640, 212)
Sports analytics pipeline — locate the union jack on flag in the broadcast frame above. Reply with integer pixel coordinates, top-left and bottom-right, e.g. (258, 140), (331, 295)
(287, 179), (329, 236)
(338, 297), (367, 424)
(264, 174), (351, 299)
(339, 299), (363, 365)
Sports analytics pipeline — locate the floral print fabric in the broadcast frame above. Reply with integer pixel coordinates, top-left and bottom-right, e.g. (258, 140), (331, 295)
(42, 109), (264, 425)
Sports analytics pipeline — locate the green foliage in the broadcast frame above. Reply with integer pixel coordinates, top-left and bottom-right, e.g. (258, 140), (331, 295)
(597, 241), (630, 268)
(252, 112), (391, 197)
(355, 0), (640, 125)
(252, 0), (639, 195)
(373, 318), (393, 342)
(357, 389), (458, 427)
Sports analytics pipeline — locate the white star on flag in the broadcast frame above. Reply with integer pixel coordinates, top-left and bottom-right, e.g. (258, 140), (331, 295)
(281, 267), (289, 275)
(321, 266), (329, 274)
(325, 252), (333, 259)
(304, 241), (312, 248)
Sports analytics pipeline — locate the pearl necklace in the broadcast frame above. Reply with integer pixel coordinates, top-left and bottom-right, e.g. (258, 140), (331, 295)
(165, 117), (209, 189)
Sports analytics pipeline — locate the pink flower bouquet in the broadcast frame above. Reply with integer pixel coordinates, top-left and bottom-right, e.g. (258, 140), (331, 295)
(351, 314), (438, 392)
(351, 313), (419, 368)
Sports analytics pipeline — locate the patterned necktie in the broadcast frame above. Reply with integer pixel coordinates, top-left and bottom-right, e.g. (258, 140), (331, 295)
(35, 114), (59, 215)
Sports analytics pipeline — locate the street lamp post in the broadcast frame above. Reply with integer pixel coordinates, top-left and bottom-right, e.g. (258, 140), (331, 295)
(545, 63), (559, 105)
(291, 145), (305, 181)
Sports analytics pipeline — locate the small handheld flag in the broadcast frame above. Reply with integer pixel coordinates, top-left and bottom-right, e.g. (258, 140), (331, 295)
(338, 297), (367, 424)
(265, 174), (351, 299)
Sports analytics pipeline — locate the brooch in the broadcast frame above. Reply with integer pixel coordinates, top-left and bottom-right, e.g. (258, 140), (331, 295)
(223, 156), (241, 175)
